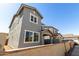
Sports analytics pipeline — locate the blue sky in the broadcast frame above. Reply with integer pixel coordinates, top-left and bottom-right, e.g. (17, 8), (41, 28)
(0, 3), (79, 35)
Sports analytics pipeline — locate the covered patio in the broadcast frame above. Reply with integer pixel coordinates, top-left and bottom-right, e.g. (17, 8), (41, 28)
(41, 29), (59, 44)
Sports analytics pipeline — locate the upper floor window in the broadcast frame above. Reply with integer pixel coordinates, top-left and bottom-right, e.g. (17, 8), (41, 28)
(31, 15), (33, 22)
(30, 13), (38, 24)
(34, 17), (37, 23)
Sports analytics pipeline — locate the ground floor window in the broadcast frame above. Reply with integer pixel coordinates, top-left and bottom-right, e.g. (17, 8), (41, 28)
(25, 31), (33, 42)
(24, 30), (40, 43)
(34, 32), (39, 42)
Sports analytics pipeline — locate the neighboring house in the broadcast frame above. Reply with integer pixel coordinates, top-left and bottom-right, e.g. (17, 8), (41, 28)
(56, 33), (64, 42)
(41, 25), (60, 44)
(63, 34), (76, 40)
(0, 33), (8, 46)
(63, 34), (79, 44)
(63, 34), (74, 40)
(8, 4), (62, 49)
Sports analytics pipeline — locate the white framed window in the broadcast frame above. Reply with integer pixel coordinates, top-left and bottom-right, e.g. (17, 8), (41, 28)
(24, 31), (33, 42)
(24, 30), (40, 43)
(30, 13), (38, 24)
(34, 32), (39, 42)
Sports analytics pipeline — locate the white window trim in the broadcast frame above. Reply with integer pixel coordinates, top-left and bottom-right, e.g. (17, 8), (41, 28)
(30, 13), (38, 24)
(24, 30), (40, 43)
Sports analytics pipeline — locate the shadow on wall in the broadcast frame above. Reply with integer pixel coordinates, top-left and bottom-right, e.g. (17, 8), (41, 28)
(44, 39), (51, 44)
(53, 39), (60, 43)
(44, 39), (61, 44)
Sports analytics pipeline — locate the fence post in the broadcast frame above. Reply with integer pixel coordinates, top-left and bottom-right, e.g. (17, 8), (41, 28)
(64, 42), (68, 55)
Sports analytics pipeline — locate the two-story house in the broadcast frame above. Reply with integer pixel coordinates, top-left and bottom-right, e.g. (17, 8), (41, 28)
(8, 4), (61, 49)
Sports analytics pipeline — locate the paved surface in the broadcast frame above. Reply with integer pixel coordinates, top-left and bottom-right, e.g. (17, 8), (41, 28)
(71, 45), (79, 56)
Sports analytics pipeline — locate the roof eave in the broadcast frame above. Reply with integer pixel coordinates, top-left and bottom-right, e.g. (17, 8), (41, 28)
(9, 4), (43, 28)
(17, 4), (43, 19)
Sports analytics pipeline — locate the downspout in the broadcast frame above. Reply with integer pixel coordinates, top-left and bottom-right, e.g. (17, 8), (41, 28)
(50, 36), (52, 44)
(63, 38), (68, 55)
(52, 29), (54, 44)
(40, 26), (44, 45)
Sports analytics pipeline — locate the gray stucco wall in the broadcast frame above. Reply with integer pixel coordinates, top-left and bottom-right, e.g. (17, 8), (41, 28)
(18, 8), (42, 48)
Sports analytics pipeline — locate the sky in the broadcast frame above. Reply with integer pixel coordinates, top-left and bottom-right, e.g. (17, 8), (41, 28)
(0, 3), (79, 35)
